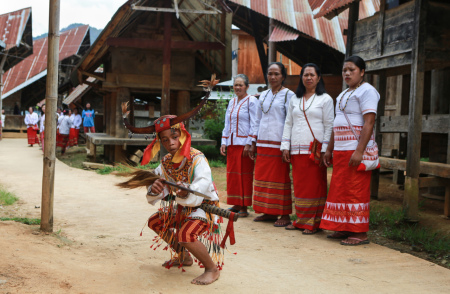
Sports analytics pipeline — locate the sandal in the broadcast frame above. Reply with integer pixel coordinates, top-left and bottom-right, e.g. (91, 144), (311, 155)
(285, 224), (301, 231)
(238, 211), (249, 218)
(327, 231), (350, 239)
(253, 214), (278, 222)
(227, 207), (239, 213)
(340, 237), (370, 246)
(273, 218), (291, 227)
(302, 229), (321, 235)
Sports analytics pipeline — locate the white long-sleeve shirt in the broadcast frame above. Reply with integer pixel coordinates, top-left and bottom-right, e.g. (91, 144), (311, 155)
(281, 93), (334, 154)
(71, 114), (82, 129)
(40, 114), (45, 132)
(24, 112), (39, 126)
(221, 95), (258, 146)
(255, 88), (295, 148)
(59, 115), (72, 135)
(146, 153), (219, 220)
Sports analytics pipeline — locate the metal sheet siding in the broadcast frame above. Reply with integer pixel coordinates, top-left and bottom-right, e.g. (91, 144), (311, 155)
(0, 7), (31, 50)
(3, 25), (89, 96)
(313, 0), (379, 19)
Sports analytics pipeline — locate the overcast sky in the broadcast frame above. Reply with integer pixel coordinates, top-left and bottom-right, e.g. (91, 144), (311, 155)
(1, 0), (128, 37)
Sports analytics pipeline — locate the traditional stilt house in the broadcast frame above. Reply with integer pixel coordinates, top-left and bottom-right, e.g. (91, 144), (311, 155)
(314, 0), (450, 219)
(71, 0), (232, 163)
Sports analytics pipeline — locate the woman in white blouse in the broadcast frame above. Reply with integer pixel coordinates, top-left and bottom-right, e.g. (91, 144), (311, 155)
(69, 108), (82, 147)
(252, 62), (295, 227)
(24, 107), (40, 147)
(281, 63), (334, 234)
(321, 56), (380, 246)
(220, 74), (258, 217)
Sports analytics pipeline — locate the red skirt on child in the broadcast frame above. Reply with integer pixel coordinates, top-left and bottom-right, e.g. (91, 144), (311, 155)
(253, 147), (292, 215)
(320, 150), (372, 233)
(226, 145), (254, 207)
(291, 154), (327, 230)
(27, 126), (39, 145)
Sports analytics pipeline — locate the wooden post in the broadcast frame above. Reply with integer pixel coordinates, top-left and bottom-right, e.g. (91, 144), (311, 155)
(116, 88), (130, 138)
(268, 18), (277, 64)
(0, 54), (7, 141)
(404, 0), (427, 221)
(370, 71), (387, 199)
(109, 92), (117, 162)
(41, 0), (60, 233)
(161, 10), (172, 116)
(177, 90), (190, 116)
(343, 1), (360, 90)
(376, 0), (386, 56)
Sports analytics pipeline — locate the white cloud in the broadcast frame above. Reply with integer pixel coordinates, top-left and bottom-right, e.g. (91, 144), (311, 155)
(0, 0), (127, 37)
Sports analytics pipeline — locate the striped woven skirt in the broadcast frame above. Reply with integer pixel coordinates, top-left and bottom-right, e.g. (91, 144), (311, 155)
(320, 150), (372, 233)
(68, 128), (79, 146)
(226, 145), (254, 207)
(291, 154), (327, 230)
(253, 147), (292, 215)
(27, 126), (39, 145)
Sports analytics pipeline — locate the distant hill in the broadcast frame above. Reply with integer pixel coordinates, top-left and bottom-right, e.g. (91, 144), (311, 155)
(33, 23), (102, 45)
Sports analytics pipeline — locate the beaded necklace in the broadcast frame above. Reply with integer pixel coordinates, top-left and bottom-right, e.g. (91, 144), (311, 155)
(260, 86), (283, 114)
(300, 93), (316, 112)
(339, 81), (364, 111)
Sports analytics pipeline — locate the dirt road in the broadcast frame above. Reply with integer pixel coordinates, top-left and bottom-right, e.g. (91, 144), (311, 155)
(0, 139), (449, 294)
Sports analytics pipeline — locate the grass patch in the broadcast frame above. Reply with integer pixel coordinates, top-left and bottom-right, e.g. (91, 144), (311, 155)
(208, 160), (226, 168)
(0, 187), (18, 206)
(96, 162), (160, 175)
(0, 217), (41, 225)
(369, 205), (450, 256)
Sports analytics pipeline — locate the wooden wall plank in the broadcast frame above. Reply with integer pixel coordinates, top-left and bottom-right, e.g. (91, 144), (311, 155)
(380, 114), (448, 133)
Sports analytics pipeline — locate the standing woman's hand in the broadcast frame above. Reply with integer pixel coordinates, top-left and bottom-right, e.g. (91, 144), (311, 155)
(220, 144), (227, 156)
(248, 142), (256, 160)
(323, 150), (333, 167)
(319, 152), (325, 167)
(349, 150), (363, 167)
(282, 150), (291, 163)
(243, 144), (251, 157)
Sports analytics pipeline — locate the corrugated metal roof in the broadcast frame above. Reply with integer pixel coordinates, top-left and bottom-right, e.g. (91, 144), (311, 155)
(313, 0), (379, 19)
(0, 7), (31, 50)
(269, 23), (300, 42)
(63, 76), (95, 105)
(229, 0), (378, 53)
(2, 25), (89, 99)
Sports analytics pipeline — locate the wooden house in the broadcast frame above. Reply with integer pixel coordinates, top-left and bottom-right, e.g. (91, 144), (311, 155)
(314, 0), (450, 219)
(71, 0), (232, 163)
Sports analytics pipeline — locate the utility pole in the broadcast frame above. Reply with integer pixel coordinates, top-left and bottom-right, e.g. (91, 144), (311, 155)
(0, 54), (7, 141)
(41, 0), (60, 232)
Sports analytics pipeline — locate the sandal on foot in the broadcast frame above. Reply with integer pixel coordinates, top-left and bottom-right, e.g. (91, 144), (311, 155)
(238, 211), (249, 218)
(253, 215), (278, 222)
(327, 232), (350, 239)
(285, 224), (301, 231)
(340, 237), (370, 246)
(302, 229), (321, 235)
(273, 219), (291, 227)
(227, 207), (239, 213)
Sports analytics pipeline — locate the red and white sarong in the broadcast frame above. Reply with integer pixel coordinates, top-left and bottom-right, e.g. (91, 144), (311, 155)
(291, 154), (327, 230)
(253, 147), (292, 215)
(68, 128), (79, 146)
(226, 145), (254, 207)
(320, 150), (372, 233)
(27, 126), (40, 145)
(147, 213), (209, 243)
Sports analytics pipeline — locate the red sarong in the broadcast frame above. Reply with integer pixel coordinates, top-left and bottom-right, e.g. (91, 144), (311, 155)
(27, 127), (39, 145)
(253, 147), (292, 215)
(226, 145), (254, 206)
(148, 213), (208, 243)
(68, 128), (79, 146)
(57, 134), (69, 152)
(320, 150), (372, 233)
(40, 131), (45, 153)
(291, 154), (327, 230)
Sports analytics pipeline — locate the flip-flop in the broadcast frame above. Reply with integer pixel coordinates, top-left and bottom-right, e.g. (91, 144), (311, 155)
(302, 229), (321, 235)
(273, 220), (291, 227)
(253, 215), (278, 222)
(238, 211), (249, 218)
(285, 224), (301, 231)
(327, 232), (350, 239)
(340, 237), (370, 246)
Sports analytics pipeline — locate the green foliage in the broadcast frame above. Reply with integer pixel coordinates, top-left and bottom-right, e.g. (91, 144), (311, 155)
(208, 160), (227, 168)
(0, 217), (41, 225)
(0, 187), (18, 206)
(192, 145), (225, 163)
(96, 163), (160, 175)
(369, 206), (450, 256)
(202, 90), (233, 146)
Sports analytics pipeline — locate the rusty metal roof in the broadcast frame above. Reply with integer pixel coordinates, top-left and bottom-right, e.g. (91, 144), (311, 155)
(2, 25), (89, 99)
(229, 0), (378, 53)
(313, 0), (379, 19)
(0, 7), (33, 71)
(63, 76), (96, 105)
(269, 23), (299, 42)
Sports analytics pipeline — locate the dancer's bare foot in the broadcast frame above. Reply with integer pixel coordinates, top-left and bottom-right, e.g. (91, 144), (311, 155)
(191, 268), (220, 285)
(162, 255), (193, 267)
